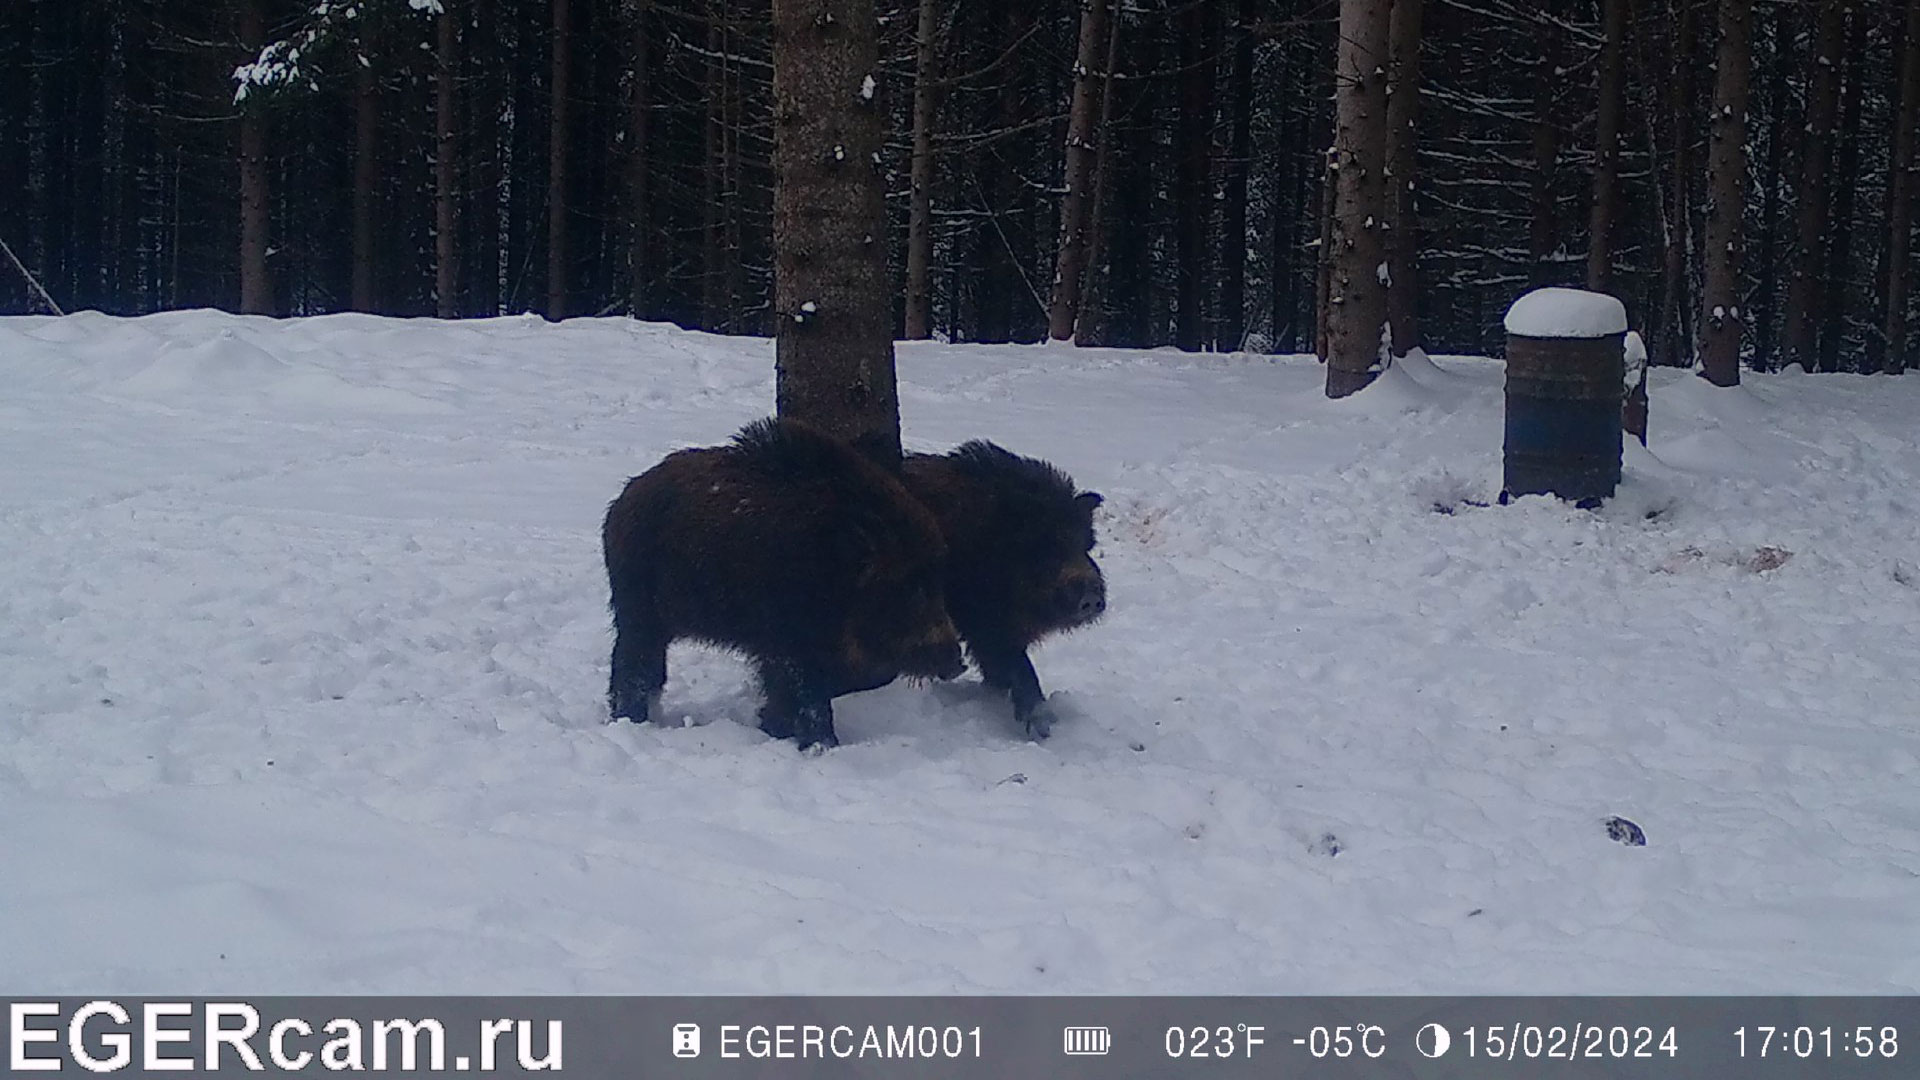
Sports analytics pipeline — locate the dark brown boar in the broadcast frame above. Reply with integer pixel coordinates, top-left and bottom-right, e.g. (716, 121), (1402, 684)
(901, 441), (1106, 739)
(602, 418), (964, 750)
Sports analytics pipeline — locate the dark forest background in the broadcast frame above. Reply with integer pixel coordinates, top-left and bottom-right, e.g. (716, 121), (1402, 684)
(2, 0), (1915, 370)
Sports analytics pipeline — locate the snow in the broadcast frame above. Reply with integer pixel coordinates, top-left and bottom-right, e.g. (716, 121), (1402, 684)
(860, 74), (877, 101)
(6, 311), (1920, 994)
(1504, 287), (1630, 339)
(1624, 330), (1648, 389)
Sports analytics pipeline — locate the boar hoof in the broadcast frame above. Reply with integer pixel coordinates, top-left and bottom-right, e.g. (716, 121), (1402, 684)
(795, 729), (840, 753)
(1020, 701), (1056, 741)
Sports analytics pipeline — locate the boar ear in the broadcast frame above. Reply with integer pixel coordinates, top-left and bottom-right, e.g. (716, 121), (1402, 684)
(1074, 491), (1104, 513)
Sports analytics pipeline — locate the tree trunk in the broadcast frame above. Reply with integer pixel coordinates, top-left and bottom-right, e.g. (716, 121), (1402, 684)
(1697, 0), (1753, 387)
(1314, 147), (1335, 362)
(701, 6), (727, 328)
(772, 0), (901, 463)
(1656, 0), (1696, 368)
(1046, 0), (1112, 341)
(1326, 0), (1392, 397)
(1104, 25), (1156, 349)
(1887, 0), (1920, 375)
(1527, 16), (1560, 286)
(1218, 0), (1256, 350)
(1174, 1), (1214, 352)
(547, 0), (571, 320)
(1752, 2), (1797, 369)
(1819, 8), (1865, 374)
(25, 0), (51, 287)
(1779, 0), (1845, 373)
(722, 15), (745, 332)
(351, 25), (379, 312)
(627, 0), (652, 317)
(101, 1), (130, 308)
(1314, 10), (1338, 363)
(1586, 0), (1626, 293)
(1273, 101), (1307, 352)
(238, 0), (271, 315)
(903, 0), (940, 339)
(435, 4), (459, 319)
(1074, 2), (1124, 346)
(1383, 0), (1423, 355)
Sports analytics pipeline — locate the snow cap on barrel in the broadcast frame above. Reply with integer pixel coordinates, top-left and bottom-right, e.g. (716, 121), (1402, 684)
(1503, 287), (1629, 339)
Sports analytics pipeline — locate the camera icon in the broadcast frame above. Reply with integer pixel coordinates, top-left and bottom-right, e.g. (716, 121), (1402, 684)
(672, 1023), (701, 1058)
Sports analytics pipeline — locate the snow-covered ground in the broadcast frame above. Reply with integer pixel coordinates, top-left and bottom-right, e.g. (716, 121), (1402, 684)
(5, 310), (1919, 994)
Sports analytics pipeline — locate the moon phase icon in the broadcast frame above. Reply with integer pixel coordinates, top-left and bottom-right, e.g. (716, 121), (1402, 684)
(1416, 1023), (1451, 1058)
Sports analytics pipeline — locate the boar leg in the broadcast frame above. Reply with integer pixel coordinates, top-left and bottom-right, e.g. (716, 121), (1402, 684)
(971, 640), (1053, 740)
(756, 659), (840, 751)
(608, 618), (667, 724)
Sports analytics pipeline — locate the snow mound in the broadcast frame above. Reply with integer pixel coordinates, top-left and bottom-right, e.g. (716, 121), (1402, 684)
(1504, 287), (1629, 339)
(119, 330), (452, 415)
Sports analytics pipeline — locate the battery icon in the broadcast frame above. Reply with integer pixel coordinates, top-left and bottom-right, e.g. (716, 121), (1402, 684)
(1063, 1026), (1111, 1055)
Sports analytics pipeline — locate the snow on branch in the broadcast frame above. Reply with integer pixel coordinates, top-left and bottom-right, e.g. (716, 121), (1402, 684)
(233, 0), (441, 104)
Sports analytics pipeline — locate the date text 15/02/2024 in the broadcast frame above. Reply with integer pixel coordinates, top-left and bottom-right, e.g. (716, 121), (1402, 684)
(1447, 1024), (1680, 1061)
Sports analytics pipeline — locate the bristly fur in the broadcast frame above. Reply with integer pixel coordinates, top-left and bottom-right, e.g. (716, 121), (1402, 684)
(944, 440), (1078, 500)
(727, 416), (861, 478)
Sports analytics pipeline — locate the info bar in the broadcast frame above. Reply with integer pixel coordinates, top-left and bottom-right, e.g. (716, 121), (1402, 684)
(7, 997), (1916, 1078)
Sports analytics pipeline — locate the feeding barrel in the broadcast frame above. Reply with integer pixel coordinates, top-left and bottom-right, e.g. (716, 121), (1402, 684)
(1501, 287), (1628, 505)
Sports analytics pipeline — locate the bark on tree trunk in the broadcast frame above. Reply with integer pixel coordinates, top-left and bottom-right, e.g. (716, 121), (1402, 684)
(1779, 0), (1845, 374)
(1697, 0), (1753, 387)
(903, 0), (940, 339)
(1527, 16), (1560, 287)
(547, 0), (571, 320)
(1046, 0), (1112, 342)
(1326, 0), (1391, 397)
(238, 0), (271, 315)
(1218, 0), (1256, 351)
(1587, 0), (1626, 293)
(1886, 0), (1920, 375)
(772, 0), (901, 463)
(627, 0), (652, 318)
(435, 5), (459, 319)
(1383, 0), (1423, 356)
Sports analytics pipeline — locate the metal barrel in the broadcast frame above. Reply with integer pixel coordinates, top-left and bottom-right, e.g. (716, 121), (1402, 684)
(1502, 331), (1625, 504)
